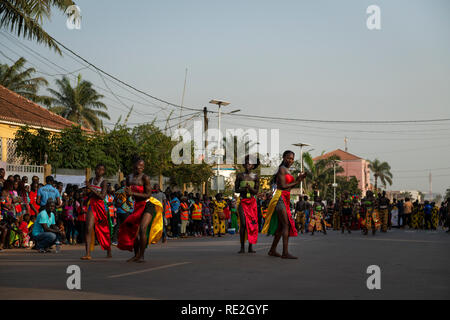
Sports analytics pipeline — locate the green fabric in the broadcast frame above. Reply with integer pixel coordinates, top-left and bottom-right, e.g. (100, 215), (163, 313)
(268, 211), (279, 235)
(231, 212), (239, 231)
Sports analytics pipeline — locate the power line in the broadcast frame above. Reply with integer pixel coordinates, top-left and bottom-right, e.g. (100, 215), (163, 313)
(4, 32), (450, 126)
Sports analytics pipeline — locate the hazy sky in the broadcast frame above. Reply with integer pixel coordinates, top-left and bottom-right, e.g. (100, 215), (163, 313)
(1, 0), (449, 195)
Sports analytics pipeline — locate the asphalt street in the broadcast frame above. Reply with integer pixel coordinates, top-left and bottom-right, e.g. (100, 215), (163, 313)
(0, 229), (449, 300)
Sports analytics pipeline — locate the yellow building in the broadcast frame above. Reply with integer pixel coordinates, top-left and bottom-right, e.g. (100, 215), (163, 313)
(0, 84), (82, 164)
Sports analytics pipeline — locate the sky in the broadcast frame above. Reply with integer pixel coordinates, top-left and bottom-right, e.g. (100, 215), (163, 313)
(1, 0), (449, 195)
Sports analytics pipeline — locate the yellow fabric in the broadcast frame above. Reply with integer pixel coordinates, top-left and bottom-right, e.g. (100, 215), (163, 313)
(213, 199), (227, 213)
(261, 189), (282, 234)
(213, 213), (226, 234)
(147, 197), (163, 245)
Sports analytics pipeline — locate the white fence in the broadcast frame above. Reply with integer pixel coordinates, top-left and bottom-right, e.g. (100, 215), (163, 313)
(1, 162), (44, 183)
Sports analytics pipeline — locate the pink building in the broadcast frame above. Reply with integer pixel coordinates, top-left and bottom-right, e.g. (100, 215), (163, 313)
(313, 149), (371, 196)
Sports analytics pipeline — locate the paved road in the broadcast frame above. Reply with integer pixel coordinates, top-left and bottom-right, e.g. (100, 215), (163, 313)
(1, 229), (449, 300)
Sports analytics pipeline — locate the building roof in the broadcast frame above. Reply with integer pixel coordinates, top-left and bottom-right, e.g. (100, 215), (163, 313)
(313, 149), (363, 161)
(0, 84), (89, 131)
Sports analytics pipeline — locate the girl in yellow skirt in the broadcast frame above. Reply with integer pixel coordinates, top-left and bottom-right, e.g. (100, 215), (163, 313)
(212, 193), (228, 237)
(308, 196), (327, 235)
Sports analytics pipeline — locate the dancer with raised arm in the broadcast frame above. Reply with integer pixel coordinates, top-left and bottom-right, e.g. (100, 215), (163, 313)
(235, 155), (260, 254)
(117, 157), (163, 263)
(81, 164), (112, 260)
(262, 151), (306, 259)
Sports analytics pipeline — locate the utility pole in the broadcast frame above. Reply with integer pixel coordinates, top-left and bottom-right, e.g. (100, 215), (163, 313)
(178, 68), (188, 129)
(344, 137), (348, 152)
(429, 171), (432, 200)
(203, 107), (209, 195)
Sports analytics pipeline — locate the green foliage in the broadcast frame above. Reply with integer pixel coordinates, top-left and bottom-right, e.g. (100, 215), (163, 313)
(444, 188), (450, 201)
(14, 123), (214, 187)
(368, 158), (393, 191)
(14, 126), (51, 164)
(47, 74), (110, 131)
(293, 151), (344, 196)
(0, 57), (52, 105)
(324, 176), (361, 201)
(0, 0), (75, 54)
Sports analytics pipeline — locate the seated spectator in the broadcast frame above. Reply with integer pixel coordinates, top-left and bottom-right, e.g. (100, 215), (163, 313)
(31, 200), (62, 253)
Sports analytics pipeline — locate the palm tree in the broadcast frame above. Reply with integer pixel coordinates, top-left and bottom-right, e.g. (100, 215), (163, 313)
(0, 57), (52, 105)
(0, 0), (74, 54)
(368, 158), (393, 192)
(297, 151), (344, 197)
(48, 74), (110, 131)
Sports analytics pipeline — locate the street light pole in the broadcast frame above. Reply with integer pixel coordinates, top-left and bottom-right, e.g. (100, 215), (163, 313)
(209, 99), (230, 194)
(217, 103), (222, 193)
(293, 142), (311, 196)
(332, 160), (341, 203)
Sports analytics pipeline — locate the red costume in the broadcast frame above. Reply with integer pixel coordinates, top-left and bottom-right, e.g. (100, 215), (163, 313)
(117, 185), (146, 251)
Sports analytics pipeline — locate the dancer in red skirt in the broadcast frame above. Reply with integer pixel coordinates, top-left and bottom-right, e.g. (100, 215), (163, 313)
(235, 155), (260, 254)
(81, 164), (112, 260)
(117, 157), (154, 263)
(262, 151), (306, 259)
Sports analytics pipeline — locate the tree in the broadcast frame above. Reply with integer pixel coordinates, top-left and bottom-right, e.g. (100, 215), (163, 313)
(295, 151), (344, 197)
(14, 125), (52, 164)
(368, 158), (393, 192)
(325, 176), (361, 201)
(0, 57), (51, 105)
(48, 74), (110, 131)
(0, 0), (75, 54)
(444, 188), (450, 201)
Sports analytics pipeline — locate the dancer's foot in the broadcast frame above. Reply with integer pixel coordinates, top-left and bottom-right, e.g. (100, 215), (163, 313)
(238, 248), (245, 254)
(106, 251), (112, 258)
(248, 245), (256, 253)
(134, 256), (145, 263)
(126, 256), (139, 262)
(281, 253), (298, 259)
(268, 250), (281, 257)
(80, 255), (91, 260)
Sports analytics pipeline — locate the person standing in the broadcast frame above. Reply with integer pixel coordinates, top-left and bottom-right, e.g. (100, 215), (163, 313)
(340, 192), (353, 234)
(170, 192), (181, 238)
(262, 150), (306, 259)
(118, 158), (163, 263)
(191, 197), (203, 237)
(180, 197), (189, 237)
(113, 181), (134, 244)
(81, 164), (112, 260)
(403, 198), (413, 228)
(378, 191), (390, 232)
(36, 176), (61, 212)
(309, 196), (328, 235)
(362, 191), (380, 236)
(423, 201), (433, 230)
(212, 193), (228, 237)
(202, 195), (212, 236)
(295, 196), (307, 234)
(235, 155), (260, 253)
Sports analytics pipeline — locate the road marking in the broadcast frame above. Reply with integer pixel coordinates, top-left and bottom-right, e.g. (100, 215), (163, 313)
(108, 262), (191, 279)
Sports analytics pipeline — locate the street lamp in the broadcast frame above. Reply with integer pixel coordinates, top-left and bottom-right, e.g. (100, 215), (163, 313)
(293, 142), (311, 196)
(209, 99), (230, 193)
(332, 159), (342, 203)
